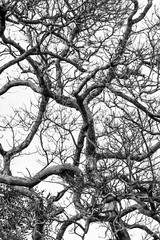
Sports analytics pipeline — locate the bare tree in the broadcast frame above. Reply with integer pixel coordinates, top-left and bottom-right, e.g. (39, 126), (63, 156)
(0, 0), (160, 239)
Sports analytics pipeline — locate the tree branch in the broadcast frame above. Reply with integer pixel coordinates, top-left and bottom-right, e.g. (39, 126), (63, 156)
(6, 96), (48, 158)
(0, 163), (83, 188)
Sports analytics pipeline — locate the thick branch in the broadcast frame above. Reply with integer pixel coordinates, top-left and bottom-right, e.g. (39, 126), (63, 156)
(73, 124), (87, 166)
(120, 204), (140, 218)
(32, 198), (44, 240)
(73, 67), (101, 96)
(132, 0), (152, 24)
(0, 80), (78, 112)
(110, 219), (131, 240)
(1, 35), (39, 72)
(0, 46), (37, 74)
(0, 80), (41, 95)
(125, 222), (159, 240)
(0, 164), (83, 188)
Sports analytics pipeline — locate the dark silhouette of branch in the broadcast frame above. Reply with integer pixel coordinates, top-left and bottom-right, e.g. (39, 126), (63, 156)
(0, 5), (7, 36)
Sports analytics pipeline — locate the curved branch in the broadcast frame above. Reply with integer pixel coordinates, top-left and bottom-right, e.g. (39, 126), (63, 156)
(132, 0), (152, 24)
(0, 80), (79, 110)
(6, 96), (48, 158)
(0, 163), (83, 188)
(0, 80), (41, 95)
(56, 214), (81, 240)
(125, 222), (160, 240)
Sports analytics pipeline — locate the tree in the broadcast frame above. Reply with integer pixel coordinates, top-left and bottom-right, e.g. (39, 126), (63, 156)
(0, 0), (160, 239)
